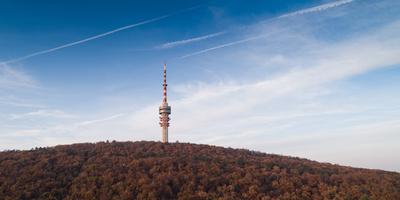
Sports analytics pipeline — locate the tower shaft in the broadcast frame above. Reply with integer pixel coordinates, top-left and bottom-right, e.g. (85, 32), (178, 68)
(159, 64), (171, 143)
(162, 124), (168, 143)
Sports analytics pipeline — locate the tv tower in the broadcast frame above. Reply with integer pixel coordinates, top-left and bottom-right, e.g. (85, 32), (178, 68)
(159, 64), (171, 143)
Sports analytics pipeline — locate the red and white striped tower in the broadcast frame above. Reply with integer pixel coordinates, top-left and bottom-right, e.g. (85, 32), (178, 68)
(159, 63), (171, 143)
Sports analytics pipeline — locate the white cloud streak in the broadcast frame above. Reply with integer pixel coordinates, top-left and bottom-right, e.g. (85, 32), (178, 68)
(278, 0), (354, 19)
(0, 64), (40, 112)
(157, 31), (226, 49)
(9, 109), (75, 120)
(0, 112), (128, 150)
(180, 0), (355, 58)
(125, 19), (400, 155)
(0, 5), (201, 65)
(35, 17), (398, 149)
(180, 35), (264, 58)
(0, 64), (36, 89)
(76, 113), (125, 126)
(0, 100), (44, 108)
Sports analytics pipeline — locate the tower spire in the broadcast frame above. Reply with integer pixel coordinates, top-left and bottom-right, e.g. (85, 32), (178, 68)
(159, 63), (171, 143)
(162, 63), (167, 104)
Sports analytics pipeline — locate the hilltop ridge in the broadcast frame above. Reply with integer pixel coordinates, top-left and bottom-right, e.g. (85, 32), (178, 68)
(0, 141), (399, 200)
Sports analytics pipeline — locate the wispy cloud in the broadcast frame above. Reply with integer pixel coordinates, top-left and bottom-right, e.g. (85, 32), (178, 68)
(0, 112), (128, 149)
(180, 35), (263, 59)
(76, 113), (125, 126)
(118, 19), (400, 171)
(0, 100), (45, 108)
(0, 6), (200, 65)
(25, 18), (398, 147)
(278, 0), (354, 18)
(180, 0), (355, 58)
(0, 64), (36, 89)
(0, 63), (41, 112)
(157, 31), (226, 49)
(9, 109), (75, 120)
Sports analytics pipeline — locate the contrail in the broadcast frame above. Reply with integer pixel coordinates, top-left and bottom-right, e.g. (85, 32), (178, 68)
(180, 35), (264, 59)
(77, 113), (125, 126)
(157, 31), (226, 49)
(278, 0), (354, 18)
(180, 0), (355, 59)
(1, 5), (200, 65)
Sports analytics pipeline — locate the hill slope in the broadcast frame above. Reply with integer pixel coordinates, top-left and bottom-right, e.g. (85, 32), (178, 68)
(0, 141), (399, 200)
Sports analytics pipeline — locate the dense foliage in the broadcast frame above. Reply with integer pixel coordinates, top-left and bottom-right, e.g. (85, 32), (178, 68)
(0, 141), (399, 200)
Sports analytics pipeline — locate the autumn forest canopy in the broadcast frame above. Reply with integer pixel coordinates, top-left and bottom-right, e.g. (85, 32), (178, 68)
(0, 141), (399, 200)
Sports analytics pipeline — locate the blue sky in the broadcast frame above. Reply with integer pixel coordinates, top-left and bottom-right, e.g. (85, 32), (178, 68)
(1, 0), (400, 171)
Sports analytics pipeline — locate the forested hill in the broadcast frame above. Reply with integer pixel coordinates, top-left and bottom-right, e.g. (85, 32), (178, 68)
(0, 141), (399, 200)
